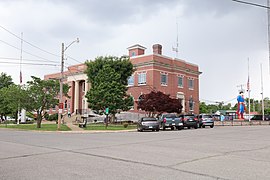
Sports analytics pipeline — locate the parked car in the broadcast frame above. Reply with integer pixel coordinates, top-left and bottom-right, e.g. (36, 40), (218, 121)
(158, 113), (183, 130)
(198, 114), (214, 128)
(137, 117), (160, 132)
(179, 114), (198, 129)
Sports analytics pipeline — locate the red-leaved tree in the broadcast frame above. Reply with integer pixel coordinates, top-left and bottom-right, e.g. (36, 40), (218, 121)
(137, 91), (182, 117)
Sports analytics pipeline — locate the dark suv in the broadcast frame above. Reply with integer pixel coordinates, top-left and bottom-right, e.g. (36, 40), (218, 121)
(198, 114), (214, 128)
(179, 114), (198, 129)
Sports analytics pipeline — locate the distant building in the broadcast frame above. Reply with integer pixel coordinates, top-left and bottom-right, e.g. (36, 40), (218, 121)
(44, 44), (201, 115)
(127, 44), (201, 114)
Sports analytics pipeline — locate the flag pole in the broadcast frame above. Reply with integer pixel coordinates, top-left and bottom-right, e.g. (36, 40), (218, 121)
(247, 58), (251, 122)
(18, 32), (23, 125)
(261, 63), (265, 121)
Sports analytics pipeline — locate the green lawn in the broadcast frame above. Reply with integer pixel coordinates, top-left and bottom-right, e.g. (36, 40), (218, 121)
(0, 124), (71, 131)
(83, 124), (137, 131)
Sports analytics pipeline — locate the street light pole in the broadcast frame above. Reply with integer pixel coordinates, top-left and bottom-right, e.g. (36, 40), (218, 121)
(57, 38), (79, 130)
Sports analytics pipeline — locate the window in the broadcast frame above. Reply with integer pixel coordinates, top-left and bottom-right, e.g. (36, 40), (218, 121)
(160, 73), (168, 85)
(177, 92), (185, 113)
(128, 75), (134, 86)
(129, 95), (134, 110)
(189, 96), (194, 111)
(131, 52), (136, 57)
(82, 81), (85, 92)
(178, 76), (183, 88)
(188, 78), (194, 90)
(138, 72), (146, 85)
(137, 94), (144, 110)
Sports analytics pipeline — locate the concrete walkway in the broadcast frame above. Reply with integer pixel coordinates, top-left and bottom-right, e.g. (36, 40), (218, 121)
(63, 114), (84, 131)
(65, 122), (84, 131)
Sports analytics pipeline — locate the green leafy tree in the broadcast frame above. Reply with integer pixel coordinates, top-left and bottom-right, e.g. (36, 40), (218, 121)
(85, 56), (133, 86)
(0, 72), (14, 89)
(85, 56), (134, 122)
(26, 76), (69, 128)
(137, 91), (182, 117)
(199, 102), (208, 113)
(0, 85), (29, 121)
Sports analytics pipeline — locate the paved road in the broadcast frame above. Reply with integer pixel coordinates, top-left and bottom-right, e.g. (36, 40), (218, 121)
(0, 126), (270, 180)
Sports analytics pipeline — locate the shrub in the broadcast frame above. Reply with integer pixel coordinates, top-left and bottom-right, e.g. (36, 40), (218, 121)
(48, 114), (58, 121)
(123, 123), (128, 128)
(44, 113), (49, 120)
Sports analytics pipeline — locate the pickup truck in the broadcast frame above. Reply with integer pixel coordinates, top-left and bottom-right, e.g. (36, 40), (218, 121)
(159, 113), (183, 130)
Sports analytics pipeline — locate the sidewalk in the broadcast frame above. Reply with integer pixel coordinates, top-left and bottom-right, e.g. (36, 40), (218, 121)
(215, 120), (270, 126)
(65, 122), (84, 131)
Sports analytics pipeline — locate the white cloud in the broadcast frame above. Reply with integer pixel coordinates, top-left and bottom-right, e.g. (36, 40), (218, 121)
(0, 0), (269, 105)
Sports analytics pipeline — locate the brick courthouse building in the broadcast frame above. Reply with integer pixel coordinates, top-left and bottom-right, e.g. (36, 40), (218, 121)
(44, 44), (201, 115)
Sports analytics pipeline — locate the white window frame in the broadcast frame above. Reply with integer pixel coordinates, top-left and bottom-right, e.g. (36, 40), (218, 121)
(188, 78), (194, 90)
(128, 75), (134, 86)
(160, 72), (168, 86)
(177, 75), (184, 88)
(138, 72), (146, 85)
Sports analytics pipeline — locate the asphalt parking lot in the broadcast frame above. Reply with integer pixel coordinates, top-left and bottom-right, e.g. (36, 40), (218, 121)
(0, 126), (270, 180)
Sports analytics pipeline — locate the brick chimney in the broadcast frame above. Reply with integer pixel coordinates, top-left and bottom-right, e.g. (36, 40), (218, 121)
(152, 44), (162, 55)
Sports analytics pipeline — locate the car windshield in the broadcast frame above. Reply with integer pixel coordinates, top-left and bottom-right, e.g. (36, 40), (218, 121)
(164, 114), (177, 118)
(203, 115), (212, 118)
(142, 118), (157, 121)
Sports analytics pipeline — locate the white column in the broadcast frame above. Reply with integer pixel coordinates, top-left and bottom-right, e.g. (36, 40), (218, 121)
(74, 80), (80, 113)
(84, 80), (89, 110)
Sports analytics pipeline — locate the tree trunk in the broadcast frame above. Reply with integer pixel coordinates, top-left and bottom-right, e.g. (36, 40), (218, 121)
(111, 114), (116, 123)
(36, 113), (42, 128)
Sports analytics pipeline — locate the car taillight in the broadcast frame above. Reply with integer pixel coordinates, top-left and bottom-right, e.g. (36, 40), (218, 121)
(194, 118), (198, 121)
(184, 118), (187, 121)
(163, 118), (166, 123)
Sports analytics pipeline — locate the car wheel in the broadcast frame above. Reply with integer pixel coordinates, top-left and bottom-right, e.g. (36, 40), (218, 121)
(171, 126), (174, 130)
(156, 129), (159, 132)
(194, 125), (198, 129)
(202, 125), (205, 128)
(210, 125), (214, 128)
(188, 127), (191, 129)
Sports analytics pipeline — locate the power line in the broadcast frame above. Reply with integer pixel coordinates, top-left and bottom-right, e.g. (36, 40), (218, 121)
(66, 55), (84, 64)
(0, 25), (60, 58)
(200, 97), (237, 104)
(0, 25), (84, 65)
(232, 0), (270, 9)
(0, 57), (58, 63)
(0, 39), (58, 63)
(0, 61), (60, 66)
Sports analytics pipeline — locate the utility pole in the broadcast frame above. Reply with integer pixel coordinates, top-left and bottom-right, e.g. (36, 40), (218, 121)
(57, 39), (79, 130)
(57, 43), (64, 130)
(237, 84), (245, 92)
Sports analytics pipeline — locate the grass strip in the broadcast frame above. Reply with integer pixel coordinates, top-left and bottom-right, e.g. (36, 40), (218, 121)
(0, 124), (71, 131)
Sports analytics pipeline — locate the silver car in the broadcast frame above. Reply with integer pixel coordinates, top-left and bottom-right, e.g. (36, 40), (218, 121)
(137, 117), (160, 132)
(198, 114), (214, 128)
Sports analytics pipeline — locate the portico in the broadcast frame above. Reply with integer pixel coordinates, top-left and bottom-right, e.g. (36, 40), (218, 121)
(67, 73), (90, 114)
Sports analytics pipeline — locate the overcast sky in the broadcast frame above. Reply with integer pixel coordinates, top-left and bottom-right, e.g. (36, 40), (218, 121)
(0, 0), (269, 105)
